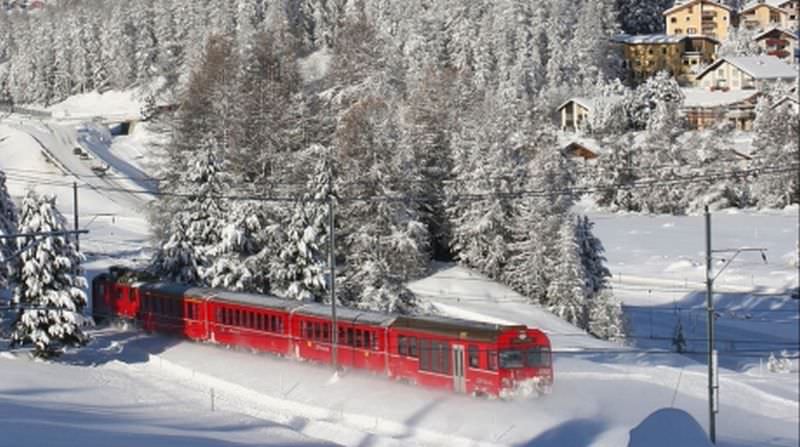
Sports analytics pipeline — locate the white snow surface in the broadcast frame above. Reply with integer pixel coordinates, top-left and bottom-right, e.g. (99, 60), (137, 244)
(1, 90), (798, 446)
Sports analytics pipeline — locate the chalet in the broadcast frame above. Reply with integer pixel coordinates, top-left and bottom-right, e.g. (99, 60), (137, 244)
(612, 34), (720, 85)
(612, 34), (689, 84)
(754, 27), (798, 63)
(557, 98), (594, 132)
(682, 88), (761, 130)
(740, 0), (800, 31)
(695, 55), (797, 91)
(664, 0), (734, 40)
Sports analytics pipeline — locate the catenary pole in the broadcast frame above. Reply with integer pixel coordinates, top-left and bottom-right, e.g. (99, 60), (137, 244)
(329, 159), (338, 372)
(705, 206), (716, 444)
(73, 181), (80, 251)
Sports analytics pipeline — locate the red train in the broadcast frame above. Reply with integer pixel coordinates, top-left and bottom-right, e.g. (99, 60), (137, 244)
(92, 267), (553, 397)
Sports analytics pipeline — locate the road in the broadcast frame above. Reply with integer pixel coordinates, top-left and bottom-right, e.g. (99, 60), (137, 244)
(8, 118), (154, 211)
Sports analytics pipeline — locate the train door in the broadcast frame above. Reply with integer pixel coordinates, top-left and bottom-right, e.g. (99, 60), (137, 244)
(452, 345), (466, 393)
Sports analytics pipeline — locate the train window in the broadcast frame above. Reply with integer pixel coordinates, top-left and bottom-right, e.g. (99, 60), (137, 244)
(409, 337), (418, 358)
(468, 345), (479, 368)
(499, 350), (525, 369)
(186, 303), (193, 320)
(355, 330), (363, 348)
(306, 321), (314, 339)
(527, 347), (551, 367)
(346, 328), (354, 347)
(419, 339), (431, 371)
(338, 327), (345, 345)
(438, 342), (450, 374)
(488, 350), (498, 371)
(154, 298), (162, 315)
(258, 314), (264, 331)
(269, 315), (276, 332)
(363, 331), (371, 350)
(322, 323), (330, 342)
(314, 323), (321, 340)
(398, 336), (408, 356)
(277, 317), (283, 334)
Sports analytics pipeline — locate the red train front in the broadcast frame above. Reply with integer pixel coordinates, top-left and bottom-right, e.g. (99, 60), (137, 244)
(92, 268), (554, 398)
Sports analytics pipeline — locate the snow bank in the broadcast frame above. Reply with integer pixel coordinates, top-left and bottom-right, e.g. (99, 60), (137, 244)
(628, 408), (711, 447)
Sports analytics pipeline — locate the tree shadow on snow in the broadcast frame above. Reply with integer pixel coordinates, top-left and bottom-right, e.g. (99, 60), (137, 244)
(515, 418), (607, 447)
(56, 328), (181, 367)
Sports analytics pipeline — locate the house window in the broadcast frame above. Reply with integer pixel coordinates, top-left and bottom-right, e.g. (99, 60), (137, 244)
(671, 17), (677, 23)
(688, 27), (697, 34)
(686, 15), (691, 21)
(675, 28), (684, 34)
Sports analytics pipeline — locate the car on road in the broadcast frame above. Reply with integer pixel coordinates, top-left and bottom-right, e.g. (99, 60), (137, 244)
(91, 162), (110, 176)
(73, 146), (90, 159)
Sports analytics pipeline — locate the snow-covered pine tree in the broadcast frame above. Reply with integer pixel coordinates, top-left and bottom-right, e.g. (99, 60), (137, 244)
(751, 101), (800, 208)
(616, 0), (672, 34)
(0, 170), (17, 287)
(151, 137), (231, 284)
(504, 128), (575, 304)
(587, 289), (628, 341)
(575, 215), (611, 296)
(10, 190), (88, 357)
(271, 145), (331, 302)
(545, 215), (588, 328)
(718, 27), (762, 58)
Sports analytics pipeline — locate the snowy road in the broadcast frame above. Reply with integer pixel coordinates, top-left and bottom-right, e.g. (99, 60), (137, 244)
(7, 118), (153, 211)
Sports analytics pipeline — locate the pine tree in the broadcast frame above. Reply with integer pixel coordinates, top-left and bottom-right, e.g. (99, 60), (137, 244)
(151, 137), (231, 284)
(271, 145), (331, 302)
(0, 170), (18, 287)
(587, 289), (628, 341)
(545, 216), (588, 328)
(575, 215), (611, 295)
(751, 101), (800, 208)
(10, 190), (88, 358)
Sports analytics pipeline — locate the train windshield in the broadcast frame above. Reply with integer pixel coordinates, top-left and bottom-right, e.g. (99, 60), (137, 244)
(499, 350), (525, 368)
(499, 347), (552, 369)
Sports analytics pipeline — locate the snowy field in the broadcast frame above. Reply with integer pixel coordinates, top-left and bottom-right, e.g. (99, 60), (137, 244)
(1, 107), (798, 446)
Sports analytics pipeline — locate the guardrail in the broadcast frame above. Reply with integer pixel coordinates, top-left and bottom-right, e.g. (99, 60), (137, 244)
(0, 104), (53, 119)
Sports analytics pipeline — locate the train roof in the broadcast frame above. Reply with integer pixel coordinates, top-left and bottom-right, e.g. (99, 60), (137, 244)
(294, 303), (396, 326)
(139, 282), (213, 298)
(206, 289), (305, 311)
(391, 314), (526, 342)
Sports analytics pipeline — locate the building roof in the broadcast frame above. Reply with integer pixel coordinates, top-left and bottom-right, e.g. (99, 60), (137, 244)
(741, 0), (791, 13)
(664, 0), (734, 16)
(681, 88), (761, 108)
(696, 56), (798, 80)
(612, 34), (687, 45)
(556, 95), (624, 114)
(754, 27), (799, 41)
(772, 95), (800, 109)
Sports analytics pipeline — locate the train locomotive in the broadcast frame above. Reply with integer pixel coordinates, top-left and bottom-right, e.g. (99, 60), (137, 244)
(92, 267), (553, 397)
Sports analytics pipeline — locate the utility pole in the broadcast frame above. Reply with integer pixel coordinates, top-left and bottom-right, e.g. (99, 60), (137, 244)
(704, 206), (768, 445)
(704, 206), (716, 444)
(328, 159), (338, 372)
(73, 181), (79, 252)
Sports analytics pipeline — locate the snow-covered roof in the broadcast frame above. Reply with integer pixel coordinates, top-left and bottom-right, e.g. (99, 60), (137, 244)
(612, 34), (687, 45)
(696, 56), (798, 81)
(664, 0), (733, 16)
(557, 97), (593, 112)
(557, 135), (608, 157)
(741, 0), (791, 13)
(772, 95), (800, 109)
(556, 95), (623, 113)
(392, 314), (524, 342)
(681, 88), (761, 108)
(754, 26), (799, 41)
(209, 289), (304, 311)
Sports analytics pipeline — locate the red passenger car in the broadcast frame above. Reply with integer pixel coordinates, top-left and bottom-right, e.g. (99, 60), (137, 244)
(92, 268), (553, 397)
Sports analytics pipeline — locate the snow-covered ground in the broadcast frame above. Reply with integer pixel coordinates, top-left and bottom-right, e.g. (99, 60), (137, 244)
(1, 99), (798, 446)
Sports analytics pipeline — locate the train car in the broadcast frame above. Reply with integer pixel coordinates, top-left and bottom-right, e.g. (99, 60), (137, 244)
(291, 304), (392, 374)
(91, 271), (554, 398)
(206, 290), (300, 355)
(388, 315), (553, 396)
